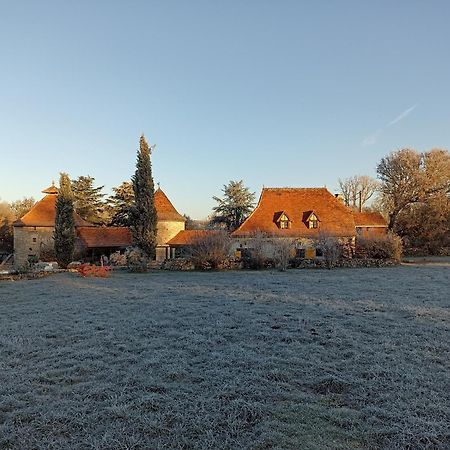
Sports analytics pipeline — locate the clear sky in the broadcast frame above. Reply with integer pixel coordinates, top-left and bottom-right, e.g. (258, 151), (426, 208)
(1, 0), (449, 218)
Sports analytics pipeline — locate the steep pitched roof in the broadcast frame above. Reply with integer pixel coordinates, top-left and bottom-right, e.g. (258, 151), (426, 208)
(77, 227), (132, 248)
(155, 188), (185, 222)
(233, 188), (356, 237)
(167, 230), (219, 246)
(13, 192), (94, 227)
(353, 211), (387, 227)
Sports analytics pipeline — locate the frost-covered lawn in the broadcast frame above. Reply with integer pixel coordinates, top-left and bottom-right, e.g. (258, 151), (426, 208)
(0, 267), (449, 450)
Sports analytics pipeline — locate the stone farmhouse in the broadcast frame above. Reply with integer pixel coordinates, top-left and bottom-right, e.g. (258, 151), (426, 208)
(232, 187), (385, 241)
(230, 187), (386, 256)
(12, 183), (387, 266)
(13, 183), (185, 267)
(165, 187), (387, 257)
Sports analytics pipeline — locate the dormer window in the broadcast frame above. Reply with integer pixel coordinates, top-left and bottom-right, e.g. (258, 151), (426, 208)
(303, 211), (320, 229)
(274, 211), (291, 229)
(309, 217), (318, 229)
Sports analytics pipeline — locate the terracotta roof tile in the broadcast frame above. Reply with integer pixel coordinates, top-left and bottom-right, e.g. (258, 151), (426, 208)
(13, 193), (94, 227)
(167, 230), (219, 246)
(155, 189), (185, 222)
(41, 184), (59, 194)
(353, 211), (387, 227)
(232, 188), (356, 237)
(77, 227), (132, 248)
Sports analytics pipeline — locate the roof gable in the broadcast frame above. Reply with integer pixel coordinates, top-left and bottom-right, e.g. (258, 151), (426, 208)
(273, 211), (290, 223)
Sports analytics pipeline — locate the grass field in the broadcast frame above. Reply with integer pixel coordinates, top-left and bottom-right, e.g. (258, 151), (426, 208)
(0, 266), (449, 449)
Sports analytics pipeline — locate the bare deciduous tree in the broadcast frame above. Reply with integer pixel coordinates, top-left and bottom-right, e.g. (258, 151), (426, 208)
(338, 175), (379, 210)
(273, 239), (295, 271)
(189, 231), (232, 269)
(377, 148), (450, 229)
(9, 197), (35, 219)
(317, 233), (342, 269)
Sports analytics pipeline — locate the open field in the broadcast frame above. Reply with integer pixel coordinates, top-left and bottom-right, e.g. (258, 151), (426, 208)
(0, 267), (449, 450)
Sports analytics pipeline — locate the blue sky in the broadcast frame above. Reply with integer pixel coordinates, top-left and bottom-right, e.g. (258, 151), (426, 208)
(1, 0), (449, 218)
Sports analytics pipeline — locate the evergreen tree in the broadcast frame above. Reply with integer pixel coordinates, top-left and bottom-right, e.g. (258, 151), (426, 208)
(210, 180), (256, 231)
(71, 175), (105, 223)
(108, 181), (134, 226)
(130, 135), (157, 258)
(54, 173), (75, 268)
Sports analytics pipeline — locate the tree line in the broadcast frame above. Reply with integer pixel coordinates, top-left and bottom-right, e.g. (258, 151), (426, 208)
(1, 145), (449, 259)
(211, 148), (450, 255)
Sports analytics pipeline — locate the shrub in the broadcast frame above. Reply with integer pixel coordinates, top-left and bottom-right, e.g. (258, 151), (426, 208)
(109, 251), (127, 266)
(77, 264), (111, 278)
(126, 246), (149, 272)
(316, 234), (342, 269)
(242, 230), (271, 269)
(273, 239), (295, 271)
(188, 231), (232, 270)
(356, 232), (402, 261)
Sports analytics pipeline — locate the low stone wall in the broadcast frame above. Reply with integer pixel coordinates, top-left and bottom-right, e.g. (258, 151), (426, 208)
(160, 257), (398, 271)
(290, 258), (399, 269)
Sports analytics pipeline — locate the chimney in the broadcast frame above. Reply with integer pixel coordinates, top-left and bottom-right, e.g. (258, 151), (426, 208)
(335, 193), (344, 203)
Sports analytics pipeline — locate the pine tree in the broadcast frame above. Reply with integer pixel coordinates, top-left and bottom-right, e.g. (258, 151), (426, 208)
(130, 135), (157, 258)
(71, 175), (105, 223)
(211, 180), (256, 231)
(108, 181), (134, 226)
(54, 173), (75, 268)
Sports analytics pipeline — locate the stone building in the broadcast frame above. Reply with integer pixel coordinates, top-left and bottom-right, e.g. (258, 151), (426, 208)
(13, 184), (95, 266)
(353, 211), (388, 236)
(230, 187), (387, 257)
(13, 184), (185, 266)
(154, 188), (186, 260)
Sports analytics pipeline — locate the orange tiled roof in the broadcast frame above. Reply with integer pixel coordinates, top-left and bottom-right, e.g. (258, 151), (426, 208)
(77, 227), (132, 248)
(13, 193), (94, 228)
(353, 211), (387, 227)
(41, 183), (59, 194)
(232, 188), (356, 237)
(167, 230), (219, 246)
(155, 188), (185, 222)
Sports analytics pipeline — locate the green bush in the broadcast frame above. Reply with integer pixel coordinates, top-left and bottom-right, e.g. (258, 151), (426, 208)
(356, 233), (402, 261)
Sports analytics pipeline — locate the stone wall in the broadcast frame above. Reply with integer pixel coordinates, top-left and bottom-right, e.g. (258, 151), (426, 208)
(156, 220), (184, 246)
(13, 226), (54, 267)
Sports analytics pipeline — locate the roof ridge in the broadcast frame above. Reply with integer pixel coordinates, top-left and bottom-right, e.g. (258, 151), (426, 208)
(263, 187), (328, 191)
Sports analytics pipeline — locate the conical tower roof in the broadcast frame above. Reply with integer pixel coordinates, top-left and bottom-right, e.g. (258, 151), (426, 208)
(13, 183), (94, 227)
(154, 188), (185, 222)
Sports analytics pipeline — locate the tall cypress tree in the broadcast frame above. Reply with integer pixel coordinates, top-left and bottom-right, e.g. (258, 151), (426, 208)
(130, 135), (157, 258)
(54, 173), (75, 268)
